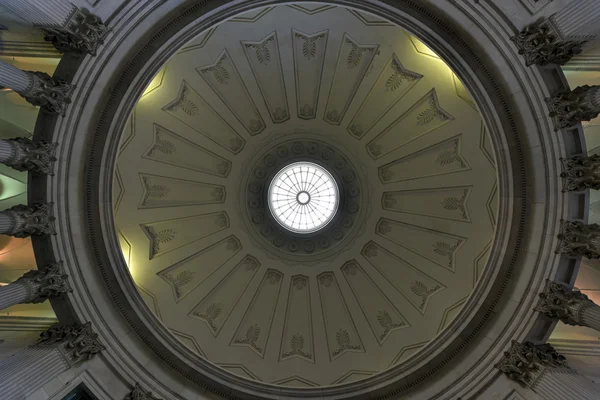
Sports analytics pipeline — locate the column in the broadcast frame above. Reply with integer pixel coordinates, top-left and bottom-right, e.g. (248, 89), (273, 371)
(0, 0), (76, 28)
(0, 59), (34, 93)
(125, 383), (162, 400)
(0, 60), (72, 115)
(536, 280), (600, 331)
(549, 0), (600, 42)
(546, 85), (600, 130)
(0, 263), (71, 310)
(556, 220), (600, 259)
(0, 138), (57, 175)
(560, 154), (600, 191)
(0, 203), (55, 238)
(496, 341), (598, 399)
(0, 322), (105, 400)
(0, 0), (108, 55)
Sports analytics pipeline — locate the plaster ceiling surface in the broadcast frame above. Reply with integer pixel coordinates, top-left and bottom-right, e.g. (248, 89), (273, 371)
(113, 3), (498, 388)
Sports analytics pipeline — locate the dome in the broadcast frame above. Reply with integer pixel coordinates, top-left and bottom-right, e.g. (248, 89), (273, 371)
(15, 0), (588, 398)
(112, 3), (498, 387)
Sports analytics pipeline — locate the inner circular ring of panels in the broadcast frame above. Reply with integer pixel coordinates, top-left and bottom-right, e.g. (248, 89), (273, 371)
(268, 162), (339, 234)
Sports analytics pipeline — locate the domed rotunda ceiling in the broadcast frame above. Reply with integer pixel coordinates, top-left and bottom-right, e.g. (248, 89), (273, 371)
(113, 3), (498, 388)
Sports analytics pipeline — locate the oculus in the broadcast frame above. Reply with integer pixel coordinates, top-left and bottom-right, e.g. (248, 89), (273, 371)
(268, 162), (339, 233)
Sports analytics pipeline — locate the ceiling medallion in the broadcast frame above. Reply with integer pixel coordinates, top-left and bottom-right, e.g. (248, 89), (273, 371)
(268, 162), (339, 234)
(242, 137), (366, 261)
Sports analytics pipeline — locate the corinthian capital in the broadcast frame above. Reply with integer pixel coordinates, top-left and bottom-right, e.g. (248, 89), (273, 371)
(0, 203), (56, 238)
(511, 20), (585, 66)
(36, 322), (105, 365)
(125, 383), (162, 400)
(556, 220), (600, 259)
(43, 9), (108, 56)
(20, 72), (73, 116)
(16, 263), (71, 304)
(535, 280), (593, 325)
(546, 85), (600, 131)
(496, 341), (568, 387)
(2, 138), (58, 175)
(560, 154), (600, 191)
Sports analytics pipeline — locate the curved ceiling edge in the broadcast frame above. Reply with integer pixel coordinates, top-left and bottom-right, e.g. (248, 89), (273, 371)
(32, 1), (574, 399)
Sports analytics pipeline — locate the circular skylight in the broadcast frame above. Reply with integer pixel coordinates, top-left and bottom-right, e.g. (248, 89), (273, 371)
(268, 162), (339, 234)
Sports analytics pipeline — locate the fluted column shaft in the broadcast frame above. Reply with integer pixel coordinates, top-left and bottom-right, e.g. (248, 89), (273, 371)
(0, 345), (68, 400)
(551, 0), (600, 41)
(0, 0), (76, 28)
(534, 368), (599, 400)
(580, 304), (600, 331)
(0, 60), (33, 93)
(0, 282), (30, 310)
(593, 86), (600, 105)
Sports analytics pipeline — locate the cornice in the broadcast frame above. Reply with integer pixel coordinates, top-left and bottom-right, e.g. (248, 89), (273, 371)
(30, 0), (581, 399)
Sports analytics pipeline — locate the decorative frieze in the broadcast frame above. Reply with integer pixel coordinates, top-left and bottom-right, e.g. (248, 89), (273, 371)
(0, 138), (58, 175)
(511, 20), (585, 66)
(497, 341), (598, 399)
(546, 85), (600, 131)
(0, 0), (75, 27)
(42, 8), (108, 56)
(0, 203), (55, 238)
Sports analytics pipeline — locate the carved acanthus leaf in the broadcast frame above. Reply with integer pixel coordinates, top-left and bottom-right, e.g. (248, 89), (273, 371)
(2, 138), (58, 175)
(2, 203), (55, 238)
(36, 322), (105, 365)
(17, 263), (72, 303)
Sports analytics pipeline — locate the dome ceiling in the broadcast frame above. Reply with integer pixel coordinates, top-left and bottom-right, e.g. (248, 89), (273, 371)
(113, 3), (498, 388)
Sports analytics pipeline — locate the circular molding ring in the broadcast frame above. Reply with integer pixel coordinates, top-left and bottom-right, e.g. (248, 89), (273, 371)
(240, 135), (367, 262)
(33, 0), (576, 399)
